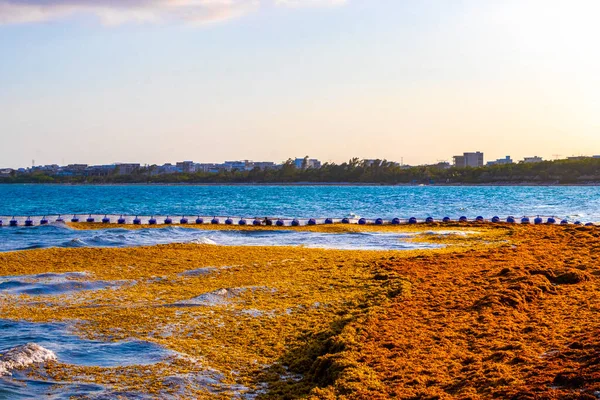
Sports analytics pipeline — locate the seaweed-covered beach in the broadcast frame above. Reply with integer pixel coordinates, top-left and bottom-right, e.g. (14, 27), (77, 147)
(1, 223), (599, 398)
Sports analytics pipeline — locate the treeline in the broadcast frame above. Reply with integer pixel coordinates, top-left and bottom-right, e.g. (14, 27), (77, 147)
(3, 158), (600, 185)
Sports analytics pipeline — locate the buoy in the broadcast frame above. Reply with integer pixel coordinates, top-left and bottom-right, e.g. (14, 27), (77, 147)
(238, 219), (247, 225)
(459, 216), (467, 222)
(265, 219), (273, 226)
(40, 216), (49, 225)
(180, 217), (188, 224)
(547, 217), (556, 224)
(118, 216), (126, 224)
(560, 220), (568, 225)
(358, 218), (367, 225)
(291, 219), (300, 227)
(164, 216), (173, 224)
(342, 218), (350, 224)
(442, 217), (451, 223)
(102, 215), (110, 224)
(586, 222), (594, 226)
(534, 217), (543, 225)
(195, 217), (204, 224)
(521, 217), (530, 224)
(253, 219), (262, 226)
(225, 218), (233, 225)
(149, 217), (157, 225)
(574, 221), (582, 225)
(9, 217), (17, 227)
(25, 218), (33, 227)
(211, 217), (219, 225)
(86, 215), (95, 223)
(308, 218), (317, 226)
(276, 219), (285, 227)
(491, 216), (500, 223)
(0, 220), (3, 227)
(133, 216), (141, 225)
(391, 217), (401, 225)
(507, 216), (516, 223)
(475, 216), (484, 222)
(325, 218), (334, 224)
(375, 218), (384, 225)
(409, 217), (418, 224)
(425, 217), (434, 223)
(71, 215), (79, 223)
(56, 215), (64, 223)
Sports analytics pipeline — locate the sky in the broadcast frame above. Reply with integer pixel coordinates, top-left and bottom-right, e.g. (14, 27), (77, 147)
(1, 0), (599, 168)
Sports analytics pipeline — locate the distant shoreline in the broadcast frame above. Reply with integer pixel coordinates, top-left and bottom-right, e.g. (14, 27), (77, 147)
(1, 182), (599, 187)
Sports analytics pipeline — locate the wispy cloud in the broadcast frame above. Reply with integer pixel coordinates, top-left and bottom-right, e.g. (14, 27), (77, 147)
(0, 0), (346, 25)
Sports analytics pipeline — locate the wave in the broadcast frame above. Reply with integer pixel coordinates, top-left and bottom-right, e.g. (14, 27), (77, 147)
(0, 343), (57, 376)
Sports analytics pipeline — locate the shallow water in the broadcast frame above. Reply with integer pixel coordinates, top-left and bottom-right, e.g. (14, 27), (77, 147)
(0, 272), (119, 296)
(0, 224), (442, 252)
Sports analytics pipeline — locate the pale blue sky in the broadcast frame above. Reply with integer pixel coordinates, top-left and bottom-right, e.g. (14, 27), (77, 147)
(1, 0), (599, 168)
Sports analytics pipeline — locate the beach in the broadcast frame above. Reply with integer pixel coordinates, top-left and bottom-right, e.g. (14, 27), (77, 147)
(1, 223), (599, 398)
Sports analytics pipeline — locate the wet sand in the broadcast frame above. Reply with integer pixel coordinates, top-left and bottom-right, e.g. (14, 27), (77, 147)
(0, 223), (598, 398)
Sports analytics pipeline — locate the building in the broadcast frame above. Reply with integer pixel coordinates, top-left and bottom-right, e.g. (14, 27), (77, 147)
(116, 163), (141, 175)
(85, 165), (116, 177)
(453, 152), (484, 168)
(294, 158), (322, 170)
(486, 156), (513, 166)
(176, 161), (196, 173)
(521, 156), (543, 164)
(253, 162), (278, 170)
(155, 163), (181, 175)
(223, 160), (254, 171)
(0, 168), (14, 177)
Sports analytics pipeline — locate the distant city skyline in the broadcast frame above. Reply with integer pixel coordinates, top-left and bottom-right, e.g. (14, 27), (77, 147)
(1, 0), (599, 168)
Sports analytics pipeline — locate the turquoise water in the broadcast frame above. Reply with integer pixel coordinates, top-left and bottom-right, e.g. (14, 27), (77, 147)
(1, 184), (599, 220)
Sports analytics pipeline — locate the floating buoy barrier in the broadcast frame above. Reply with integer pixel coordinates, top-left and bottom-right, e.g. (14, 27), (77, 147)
(253, 219), (262, 226)
(118, 216), (126, 224)
(238, 219), (247, 225)
(308, 218), (317, 226)
(164, 217), (172, 225)
(211, 217), (219, 225)
(534, 217), (543, 225)
(521, 217), (530, 224)
(342, 218), (350, 224)
(547, 217), (556, 224)
(102, 215), (110, 224)
(443, 217), (451, 223)
(425, 217), (434, 223)
(291, 219), (300, 227)
(507, 217), (516, 223)
(86, 215), (95, 223)
(195, 217), (204, 224)
(276, 219), (285, 227)
(459, 216), (467, 222)
(409, 217), (418, 224)
(133, 216), (141, 225)
(574, 221), (582, 225)
(10, 217), (18, 227)
(491, 216), (500, 223)
(40, 216), (49, 225)
(375, 218), (384, 225)
(325, 218), (333, 224)
(25, 218), (33, 227)
(476, 216), (484, 222)
(180, 217), (188, 224)
(71, 215), (79, 223)
(392, 217), (401, 225)
(586, 222), (594, 226)
(0, 220), (3, 227)
(358, 218), (367, 225)
(149, 217), (157, 225)
(561, 220), (569, 225)
(225, 218), (233, 225)
(56, 215), (64, 223)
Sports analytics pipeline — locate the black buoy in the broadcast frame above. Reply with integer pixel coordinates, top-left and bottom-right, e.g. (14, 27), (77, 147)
(560, 219), (569, 225)
(265, 218), (273, 226)
(409, 217), (418, 224)
(425, 217), (434, 223)
(196, 217), (204, 224)
(325, 218), (334, 224)
(86, 215), (95, 223)
(118, 216), (126, 224)
(574, 221), (582, 225)
(308, 218), (317, 226)
(180, 217), (188, 224)
(507, 216), (516, 223)
(9, 217), (17, 227)
(358, 218), (367, 225)
(547, 217), (556, 224)
(102, 215), (110, 224)
(56, 215), (64, 223)
(71, 215), (79, 223)
(40, 216), (49, 225)
(211, 217), (219, 224)
(149, 217), (157, 225)
(341, 218), (350, 224)
(239, 219), (247, 226)
(25, 218), (33, 227)
(391, 217), (401, 225)
(521, 217), (530, 224)
(253, 219), (262, 226)
(0, 219), (3, 227)
(534, 217), (543, 225)
(459, 216), (467, 222)
(276, 219), (285, 227)
(375, 218), (384, 225)
(133, 216), (141, 225)
(491, 216), (500, 223)
(291, 219), (300, 227)
(164, 216), (173, 224)
(475, 216), (484, 222)
(225, 218), (233, 225)
(443, 216), (451, 223)
(586, 222), (594, 227)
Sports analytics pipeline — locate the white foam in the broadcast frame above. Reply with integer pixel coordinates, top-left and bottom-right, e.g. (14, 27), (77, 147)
(0, 343), (57, 376)
(187, 237), (217, 245)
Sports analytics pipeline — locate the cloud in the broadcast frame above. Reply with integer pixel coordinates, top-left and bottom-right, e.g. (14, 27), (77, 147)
(0, 0), (346, 25)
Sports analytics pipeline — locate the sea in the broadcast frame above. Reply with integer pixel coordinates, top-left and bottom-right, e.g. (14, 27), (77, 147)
(0, 184), (599, 252)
